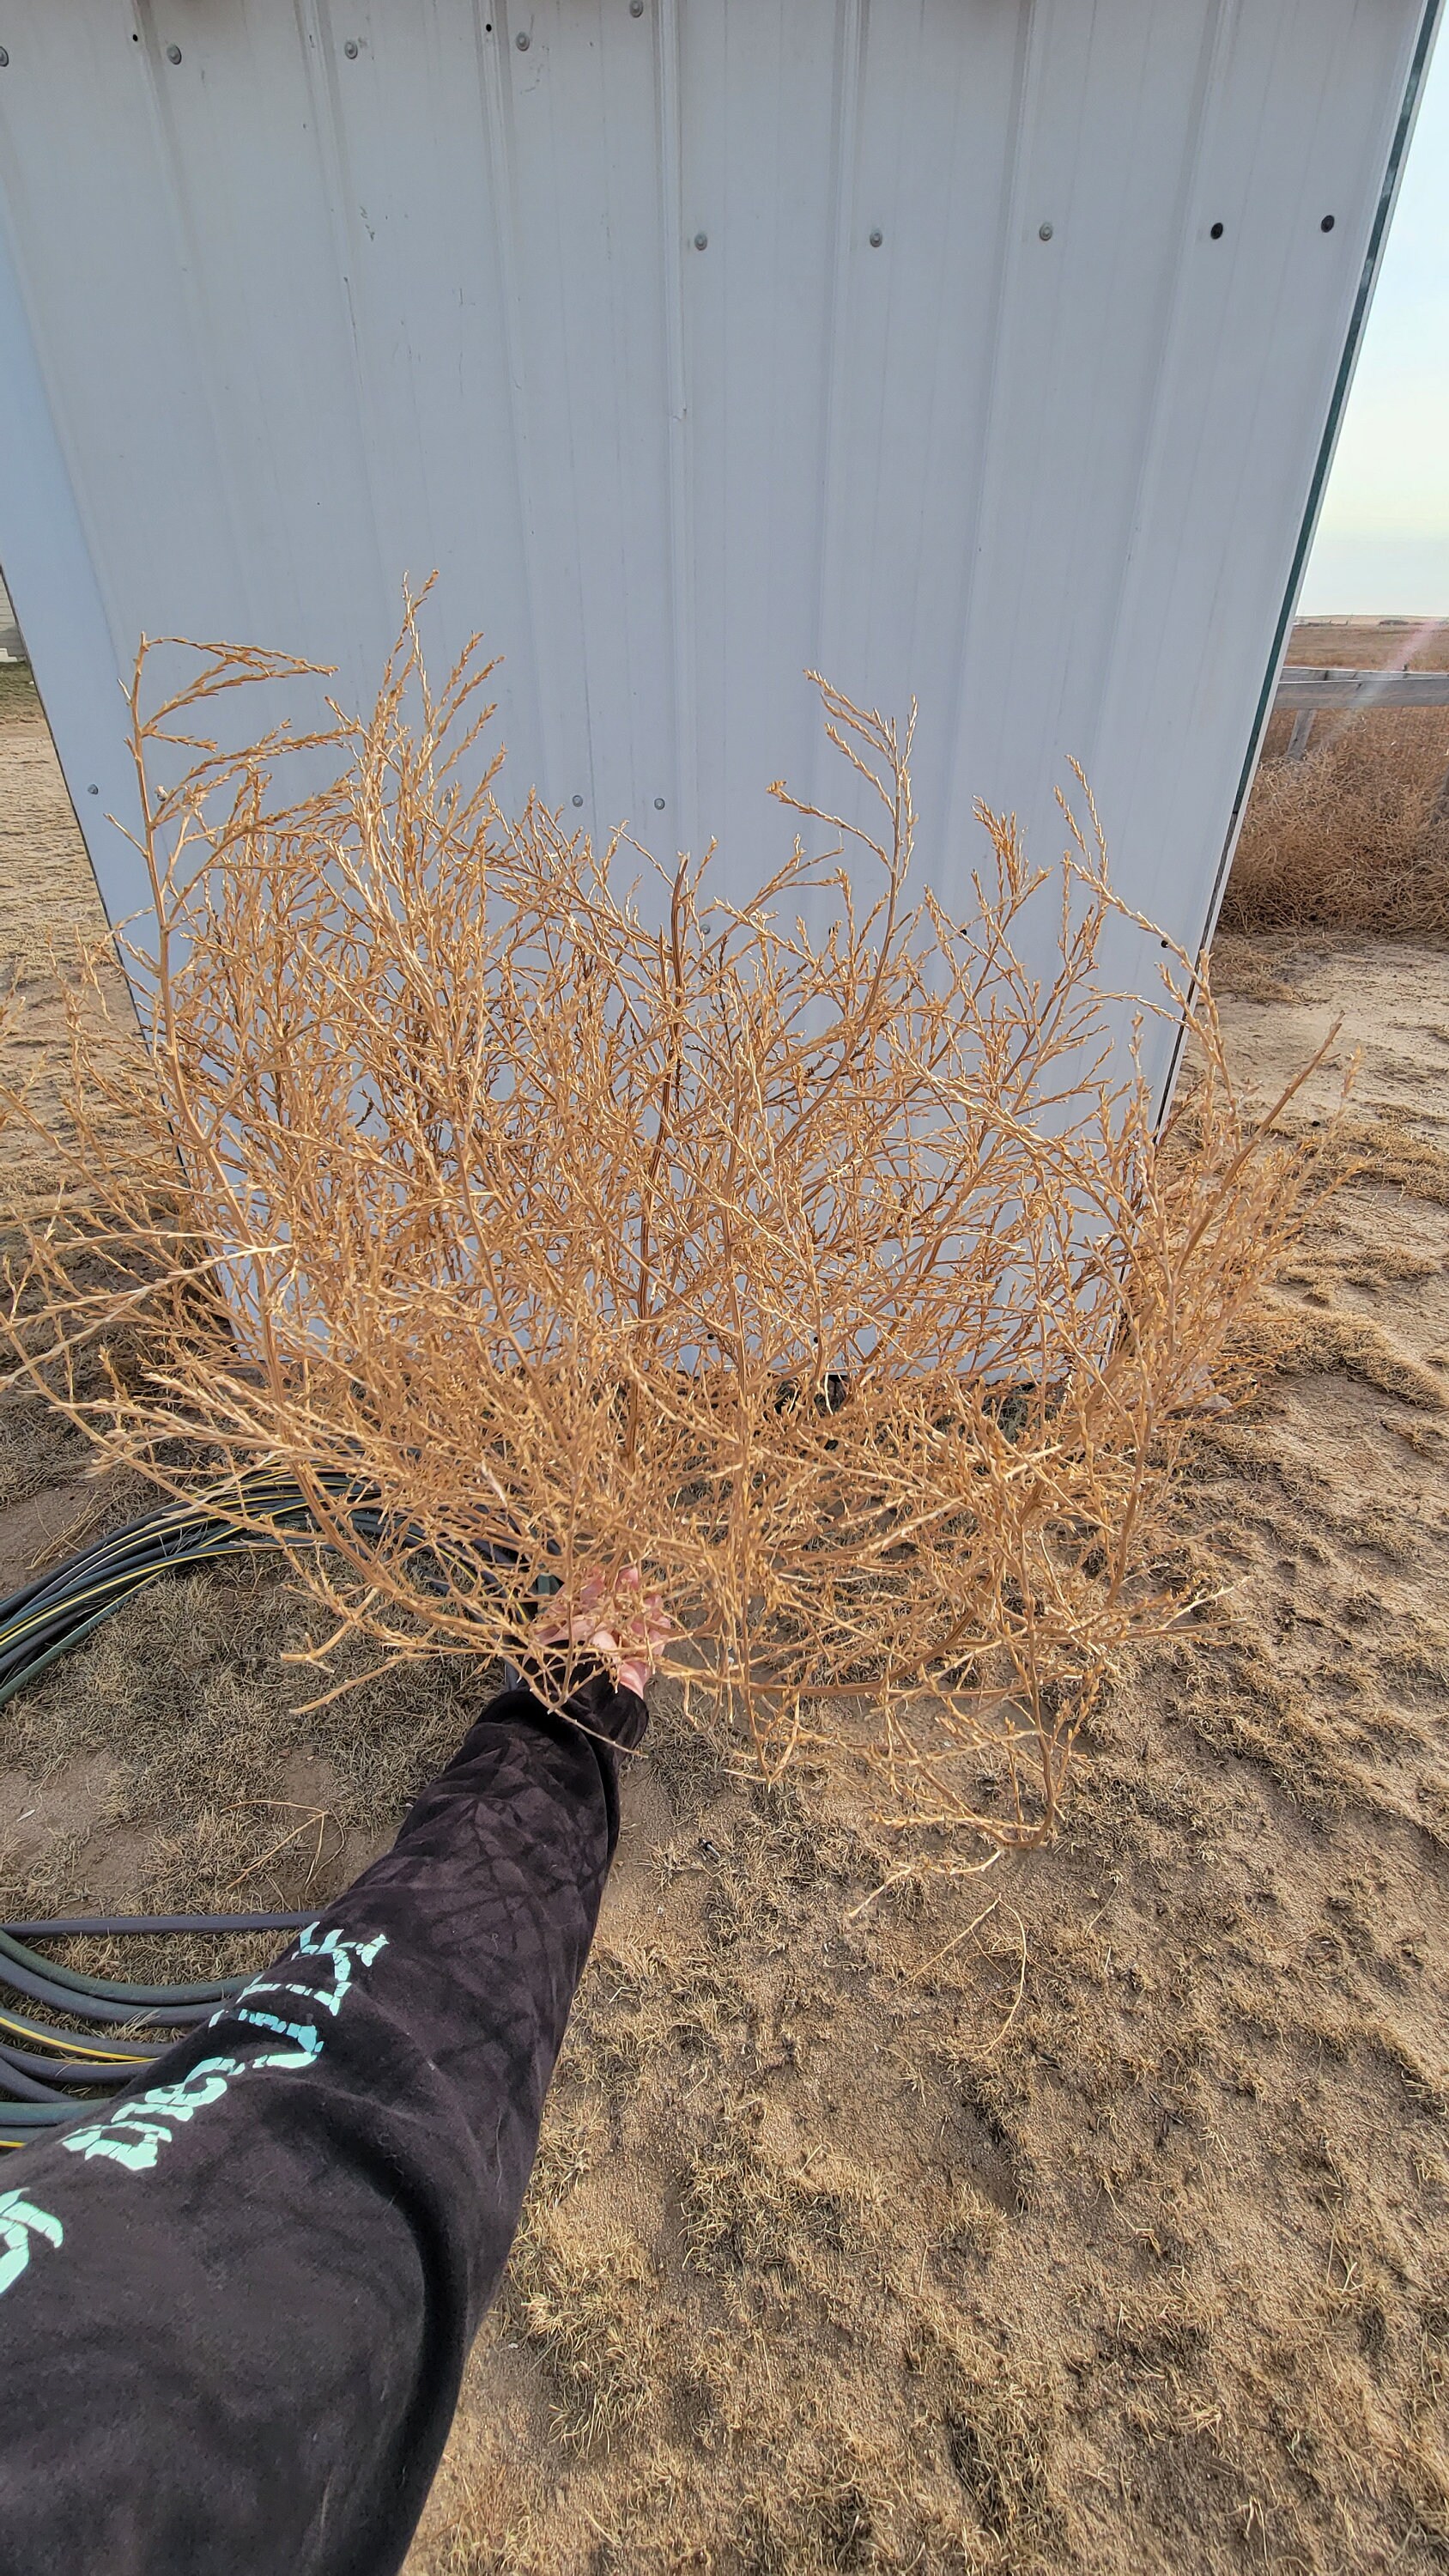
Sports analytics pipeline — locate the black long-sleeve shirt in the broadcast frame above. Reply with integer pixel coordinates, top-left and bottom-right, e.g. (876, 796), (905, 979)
(0, 1672), (645, 2575)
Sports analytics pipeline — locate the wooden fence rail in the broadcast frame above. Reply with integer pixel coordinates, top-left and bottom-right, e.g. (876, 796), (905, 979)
(1273, 664), (1449, 767)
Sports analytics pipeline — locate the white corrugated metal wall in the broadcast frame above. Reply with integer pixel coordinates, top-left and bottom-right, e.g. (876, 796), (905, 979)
(0, 0), (1438, 1105)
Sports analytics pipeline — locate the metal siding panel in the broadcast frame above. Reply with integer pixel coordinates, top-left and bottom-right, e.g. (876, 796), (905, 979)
(678, 0), (854, 873)
(135, 3), (391, 690)
(1090, 0), (1428, 1094)
(0, 14), (239, 661)
(293, 3), (548, 779)
(812, 0), (1029, 853)
(496, 0), (677, 828)
(942, 3), (1229, 867)
(0, 0), (1434, 1100)
(0, 176), (140, 932)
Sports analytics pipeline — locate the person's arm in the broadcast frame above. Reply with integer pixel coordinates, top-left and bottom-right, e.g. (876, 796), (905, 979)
(0, 1667), (646, 2576)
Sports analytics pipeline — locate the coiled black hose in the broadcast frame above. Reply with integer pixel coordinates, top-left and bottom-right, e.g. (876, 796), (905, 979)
(0, 1469), (524, 2146)
(0, 1928), (309, 2141)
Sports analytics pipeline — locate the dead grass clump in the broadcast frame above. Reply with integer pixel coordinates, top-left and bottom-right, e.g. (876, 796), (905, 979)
(1223, 710), (1449, 938)
(501, 2208), (662, 2453)
(437, 2491), (549, 2576)
(908, 2298), (1064, 2562)
(1163, 1625), (1359, 1812)
(0, 1545), (476, 1966)
(1252, 1305), (1449, 1411)
(1203, 933), (1300, 1003)
(1191, 1103), (1449, 1222)
(682, 2099), (884, 2295)
(721, 2449), (888, 2574)
(0, 606), (1324, 1850)
(1319, 1111), (1449, 1206)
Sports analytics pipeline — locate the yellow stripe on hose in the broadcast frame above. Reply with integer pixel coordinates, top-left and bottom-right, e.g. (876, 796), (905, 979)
(0, 2010), (147, 2064)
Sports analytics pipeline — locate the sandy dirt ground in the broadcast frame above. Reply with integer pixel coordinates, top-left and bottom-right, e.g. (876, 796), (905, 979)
(3, 669), (1449, 2571)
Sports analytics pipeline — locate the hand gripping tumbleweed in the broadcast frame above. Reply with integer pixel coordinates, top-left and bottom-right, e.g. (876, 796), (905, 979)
(0, 602), (1326, 1852)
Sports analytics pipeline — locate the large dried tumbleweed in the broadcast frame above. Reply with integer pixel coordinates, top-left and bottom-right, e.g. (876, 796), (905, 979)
(0, 610), (1322, 1847)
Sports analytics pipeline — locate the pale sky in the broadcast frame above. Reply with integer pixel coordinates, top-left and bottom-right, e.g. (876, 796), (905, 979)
(1301, 24), (1449, 614)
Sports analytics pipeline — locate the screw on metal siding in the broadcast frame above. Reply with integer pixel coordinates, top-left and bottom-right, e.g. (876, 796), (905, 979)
(167, 44), (182, 64)
(869, 228), (883, 247)
(88, 785), (99, 796)
(1038, 221), (1053, 240)
(344, 38), (359, 57)
(572, 795), (584, 808)
(694, 232), (707, 251)
(654, 797), (665, 811)
(1210, 221), (1224, 239)
(0, 49), (9, 66)
(516, 29), (529, 46)
(630, 2), (645, 15)
(1320, 214), (1335, 232)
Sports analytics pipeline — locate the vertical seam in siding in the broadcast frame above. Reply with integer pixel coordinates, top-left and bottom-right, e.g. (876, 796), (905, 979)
(937, 0), (1038, 866)
(809, 0), (864, 829)
(115, 0), (264, 648)
(476, 0), (554, 802)
(1089, 0), (1233, 777)
(658, 0), (696, 857)
(301, 0), (397, 655)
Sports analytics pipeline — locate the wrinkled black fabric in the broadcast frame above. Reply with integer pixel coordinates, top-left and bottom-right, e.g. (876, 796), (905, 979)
(0, 1673), (646, 2576)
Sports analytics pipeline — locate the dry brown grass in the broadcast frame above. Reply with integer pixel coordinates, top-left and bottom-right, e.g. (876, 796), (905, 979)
(1247, 1302), (1449, 1412)
(0, 606), (1324, 1851)
(503, 2209), (663, 2454)
(1223, 708), (1449, 939)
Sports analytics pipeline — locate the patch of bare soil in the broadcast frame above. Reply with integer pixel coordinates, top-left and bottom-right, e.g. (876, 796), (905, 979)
(0, 664), (141, 1208)
(3, 682), (1449, 2569)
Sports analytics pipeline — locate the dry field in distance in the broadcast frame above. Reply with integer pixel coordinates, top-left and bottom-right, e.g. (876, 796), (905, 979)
(1226, 616), (1449, 939)
(3, 635), (1449, 2572)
